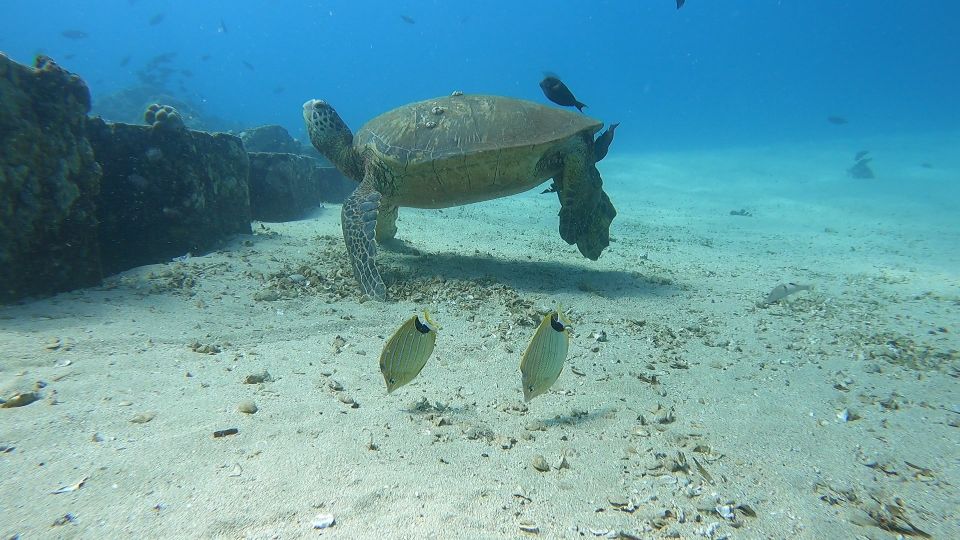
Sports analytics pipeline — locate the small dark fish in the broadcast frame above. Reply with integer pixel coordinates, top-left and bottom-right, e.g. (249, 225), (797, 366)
(149, 13), (166, 26)
(676, 0), (685, 8)
(400, 14), (416, 24)
(273, 86), (286, 94)
(594, 122), (620, 162)
(180, 69), (193, 77)
(200, 54), (211, 61)
(827, 116), (848, 125)
(218, 19), (228, 33)
(848, 158), (874, 179)
(242, 60), (255, 71)
(920, 162), (933, 169)
(61, 30), (89, 40)
(539, 75), (586, 112)
(119, 55), (131, 66)
(854, 150), (869, 161)
(64, 53), (76, 60)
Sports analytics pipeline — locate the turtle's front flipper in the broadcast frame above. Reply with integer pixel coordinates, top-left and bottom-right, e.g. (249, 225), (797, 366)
(342, 182), (387, 300)
(375, 204), (399, 242)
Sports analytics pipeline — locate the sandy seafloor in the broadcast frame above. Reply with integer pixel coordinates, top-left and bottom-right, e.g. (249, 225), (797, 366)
(1, 133), (958, 540)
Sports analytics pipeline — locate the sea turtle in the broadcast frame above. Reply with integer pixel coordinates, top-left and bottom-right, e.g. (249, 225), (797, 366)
(302, 93), (617, 300)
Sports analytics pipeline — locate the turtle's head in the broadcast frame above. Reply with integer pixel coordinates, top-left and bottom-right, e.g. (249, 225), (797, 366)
(303, 99), (363, 180)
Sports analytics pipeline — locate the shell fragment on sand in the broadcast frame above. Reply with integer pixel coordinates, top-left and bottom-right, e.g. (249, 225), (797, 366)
(520, 310), (571, 401)
(311, 513), (335, 529)
(379, 311), (438, 393)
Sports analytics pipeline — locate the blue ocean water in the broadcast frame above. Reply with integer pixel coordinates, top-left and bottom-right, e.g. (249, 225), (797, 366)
(2, 0), (958, 153)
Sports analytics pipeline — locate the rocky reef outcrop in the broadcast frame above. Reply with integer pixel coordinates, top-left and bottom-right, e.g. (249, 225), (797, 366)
(0, 54), (352, 303)
(87, 115), (251, 275)
(0, 54), (103, 302)
(239, 125), (303, 154)
(248, 152), (351, 221)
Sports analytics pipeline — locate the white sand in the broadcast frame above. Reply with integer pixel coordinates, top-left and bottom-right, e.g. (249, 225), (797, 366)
(2, 135), (958, 539)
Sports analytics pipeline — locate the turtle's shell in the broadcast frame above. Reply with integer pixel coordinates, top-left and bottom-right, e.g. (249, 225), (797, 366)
(355, 94), (602, 208)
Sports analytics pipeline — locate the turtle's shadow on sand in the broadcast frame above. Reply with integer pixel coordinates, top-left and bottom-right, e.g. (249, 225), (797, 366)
(381, 240), (680, 299)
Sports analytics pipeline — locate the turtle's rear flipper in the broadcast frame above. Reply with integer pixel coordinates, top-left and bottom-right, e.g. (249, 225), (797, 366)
(342, 183), (387, 300)
(575, 190), (616, 260)
(556, 147), (615, 260)
(557, 152), (602, 246)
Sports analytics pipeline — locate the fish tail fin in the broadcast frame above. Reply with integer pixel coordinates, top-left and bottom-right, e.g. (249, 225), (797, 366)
(575, 101), (587, 112)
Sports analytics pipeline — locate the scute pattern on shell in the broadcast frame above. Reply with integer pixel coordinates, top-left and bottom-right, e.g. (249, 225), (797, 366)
(355, 94), (602, 167)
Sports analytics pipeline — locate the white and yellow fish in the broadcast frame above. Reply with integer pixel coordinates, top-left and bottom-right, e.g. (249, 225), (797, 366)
(379, 311), (438, 393)
(764, 282), (813, 304)
(520, 310), (571, 401)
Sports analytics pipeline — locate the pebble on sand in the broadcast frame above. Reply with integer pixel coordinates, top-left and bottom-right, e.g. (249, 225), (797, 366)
(237, 400), (258, 414)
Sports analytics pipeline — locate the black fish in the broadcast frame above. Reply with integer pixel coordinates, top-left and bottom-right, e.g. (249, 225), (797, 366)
(827, 116), (848, 125)
(594, 122), (620, 162)
(149, 13), (166, 26)
(848, 158), (874, 179)
(61, 30), (88, 40)
(400, 15), (416, 24)
(676, 0), (685, 8)
(242, 60), (255, 71)
(854, 150), (869, 161)
(539, 75), (586, 112)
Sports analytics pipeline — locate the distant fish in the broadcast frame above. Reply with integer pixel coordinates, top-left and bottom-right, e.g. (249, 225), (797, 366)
(854, 150), (869, 161)
(119, 55), (131, 66)
(520, 310), (571, 402)
(149, 13), (166, 26)
(400, 14), (416, 24)
(218, 18), (228, 33)
(920, 162), (933, 169)
(200, 54), (211, 61)
(676, 0), (685, 8)
(379, 312), (438, 393)
(848, 158), (874, 179)
(539, 74), (587, 112)
(594, 122), (620, 162)
(242, 60), (255, 71)
(148, 52), (177, 64)
(61, 30), (89, 40)
(764, 283), (813, 304)
(273, 86), (286, 94)
(827, 116), (848, 125)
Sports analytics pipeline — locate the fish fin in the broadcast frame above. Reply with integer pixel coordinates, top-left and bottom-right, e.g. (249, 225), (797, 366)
(575, 101), (587, 112)
(421, 310), (440, 331)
